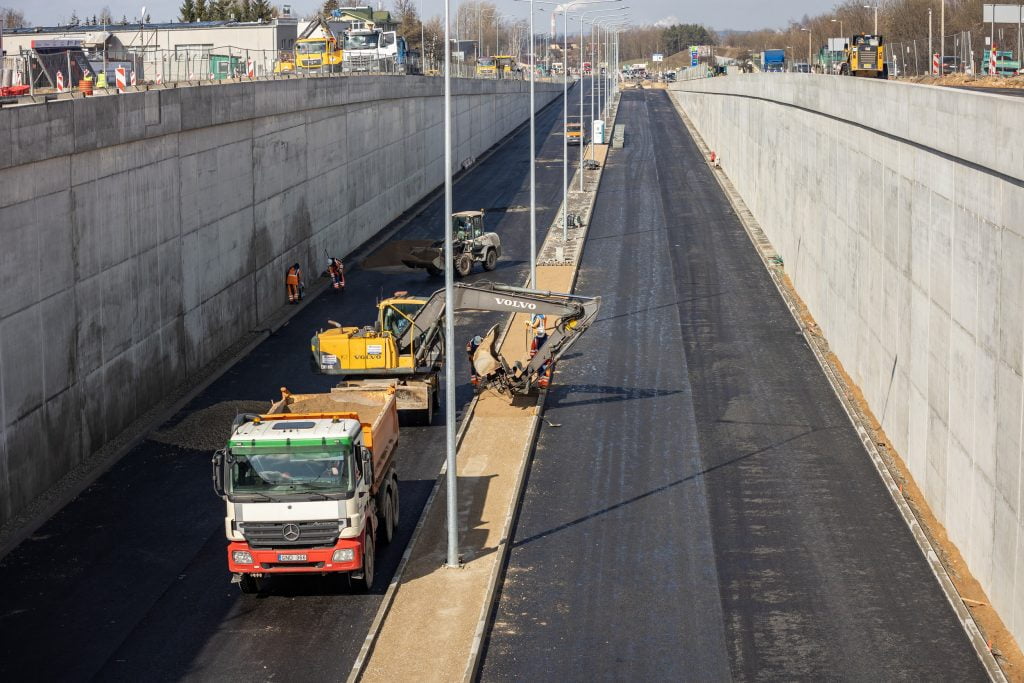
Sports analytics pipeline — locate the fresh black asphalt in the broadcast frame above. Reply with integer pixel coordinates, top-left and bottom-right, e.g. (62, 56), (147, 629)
(479, 89), (987, 681)
(0, 82), (591, 681)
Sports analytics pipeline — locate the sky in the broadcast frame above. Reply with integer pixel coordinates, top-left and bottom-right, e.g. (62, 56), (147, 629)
(8, 0), (825, 33)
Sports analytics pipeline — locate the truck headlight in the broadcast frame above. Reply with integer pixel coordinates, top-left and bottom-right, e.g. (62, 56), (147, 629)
(233, 550), (254, 564)
(333, 549), (355, 562)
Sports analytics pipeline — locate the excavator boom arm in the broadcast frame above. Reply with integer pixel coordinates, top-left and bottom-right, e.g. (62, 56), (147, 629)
(397, 281), (600, 395)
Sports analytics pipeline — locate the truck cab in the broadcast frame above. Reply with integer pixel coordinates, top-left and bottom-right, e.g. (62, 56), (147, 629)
(477, 57), (497, 78)
(213, 387), (400, 593)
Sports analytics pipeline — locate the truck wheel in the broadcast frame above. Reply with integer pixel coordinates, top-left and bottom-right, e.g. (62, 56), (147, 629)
(351, 534), (375, 592)
(455, 254), (473, 278)
(392, 477), (400, 527)
(483, 249), (498, 271)
(238, 575), (261, 594)
(382, 489), (396, 544)
(426, 265), (443, 277)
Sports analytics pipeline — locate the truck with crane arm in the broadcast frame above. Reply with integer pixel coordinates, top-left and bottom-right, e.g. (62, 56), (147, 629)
(294, 15), (345, 73)
(310, 281), (601, 422)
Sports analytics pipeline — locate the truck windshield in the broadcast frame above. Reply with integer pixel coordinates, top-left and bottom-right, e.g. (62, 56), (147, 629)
(478, 58), (494, 67)
(346, 34), (379, 49)
(296, 40), (327, 54)
(228, 447), (355, 497)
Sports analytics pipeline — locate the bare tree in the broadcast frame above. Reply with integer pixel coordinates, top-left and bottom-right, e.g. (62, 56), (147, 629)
(393, 0), (422, 51)
(1, 6), (28, 27)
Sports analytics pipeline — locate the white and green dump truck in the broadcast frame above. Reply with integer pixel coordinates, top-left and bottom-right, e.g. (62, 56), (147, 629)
(212, 383), (400, 593)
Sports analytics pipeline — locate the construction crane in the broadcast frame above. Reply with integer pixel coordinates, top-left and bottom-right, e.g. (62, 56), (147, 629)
(310, 282), (601, 421)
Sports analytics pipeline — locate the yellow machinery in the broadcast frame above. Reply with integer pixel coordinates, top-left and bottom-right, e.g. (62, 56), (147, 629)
(311, 282), (601, 422)
(566, 120), (583, 146)
(476, 57), (498, 78)
(841, 34), (888, 79)
(295, 16), (344, 73)
(494, 55), (515, 76)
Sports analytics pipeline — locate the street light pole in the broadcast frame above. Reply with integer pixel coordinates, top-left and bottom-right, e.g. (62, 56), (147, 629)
(443, 0), (459, 570)
(578, 8), (627, 191)
(863, 4), (878, 34)
(529, 0), (537, 287)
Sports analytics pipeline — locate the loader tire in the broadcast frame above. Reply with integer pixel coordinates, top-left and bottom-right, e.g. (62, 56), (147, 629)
(455, 254), (473, 278)
(483, 249), (498, 271)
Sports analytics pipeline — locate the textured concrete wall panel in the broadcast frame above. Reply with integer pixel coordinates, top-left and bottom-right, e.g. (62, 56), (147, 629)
(0, 76), (560, 532)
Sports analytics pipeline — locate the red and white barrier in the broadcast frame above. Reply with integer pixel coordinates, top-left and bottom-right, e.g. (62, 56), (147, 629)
(55, 70), (65, 92)
(155, 71), (163, 85)
(130, 69), (137, 86)
(115, 66), (126, 92)
(246, 58), (255, 78)
(932, 53), (939, 75)
(989, 44), (997, 76)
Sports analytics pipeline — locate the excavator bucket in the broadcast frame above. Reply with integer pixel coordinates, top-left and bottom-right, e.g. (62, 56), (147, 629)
(472, 324), (504, 379)
(400, 243), (445, 272)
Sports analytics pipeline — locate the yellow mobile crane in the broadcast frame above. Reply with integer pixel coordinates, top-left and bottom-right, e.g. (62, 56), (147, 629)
(310, 282), (601, 422)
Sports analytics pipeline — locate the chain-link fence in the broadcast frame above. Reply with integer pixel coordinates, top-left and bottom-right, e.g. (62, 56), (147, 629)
(0, 45), (548, 99)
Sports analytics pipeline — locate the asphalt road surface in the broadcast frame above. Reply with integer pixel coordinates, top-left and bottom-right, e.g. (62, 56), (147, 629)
(480, 89), (987, 680)
(0, 82), (591, 681)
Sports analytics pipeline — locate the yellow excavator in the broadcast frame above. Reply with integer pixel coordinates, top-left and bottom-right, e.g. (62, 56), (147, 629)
(310, 282), (601, 422)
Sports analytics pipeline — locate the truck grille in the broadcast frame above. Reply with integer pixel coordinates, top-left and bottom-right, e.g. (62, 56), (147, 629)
(859, 48), (878, 68)
(242, 521), (339, 548)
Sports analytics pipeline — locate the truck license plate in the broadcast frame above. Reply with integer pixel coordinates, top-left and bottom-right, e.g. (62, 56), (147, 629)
(278, 554), (307, 562)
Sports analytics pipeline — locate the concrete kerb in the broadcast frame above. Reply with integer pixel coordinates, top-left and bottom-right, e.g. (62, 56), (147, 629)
(0, 86), (562, 564)
(666, 93), (1008, 683)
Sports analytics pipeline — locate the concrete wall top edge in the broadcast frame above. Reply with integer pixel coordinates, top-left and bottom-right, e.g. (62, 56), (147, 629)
(671, 75), (1023, 184)
(0, 76), (562, 171)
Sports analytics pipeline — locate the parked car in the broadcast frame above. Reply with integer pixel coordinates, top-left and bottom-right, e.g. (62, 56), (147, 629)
(941, 56), (962, 74)
(792, 63), (812, 73)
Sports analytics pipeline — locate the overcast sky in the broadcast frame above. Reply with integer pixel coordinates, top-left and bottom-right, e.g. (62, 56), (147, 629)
(10, 0), (824, 33)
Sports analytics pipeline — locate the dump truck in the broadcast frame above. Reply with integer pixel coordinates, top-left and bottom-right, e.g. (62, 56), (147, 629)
(295, 16), (345, 72)
(760, 49), (786, 72)
(476, 56), (498, 78)
(400, 210), (501, 277)
(212, 383), (400, 593)
(311, 282), (601, 421)
(840, 34), (887, 78)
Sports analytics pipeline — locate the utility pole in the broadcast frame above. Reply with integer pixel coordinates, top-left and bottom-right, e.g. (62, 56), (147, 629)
(940, 0), (945, 71)
(928, 7), (932, 76)
(443, 0), (459, 570)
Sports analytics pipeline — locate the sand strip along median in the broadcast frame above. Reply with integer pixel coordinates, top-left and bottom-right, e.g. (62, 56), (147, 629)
(353, 93), (622, 683)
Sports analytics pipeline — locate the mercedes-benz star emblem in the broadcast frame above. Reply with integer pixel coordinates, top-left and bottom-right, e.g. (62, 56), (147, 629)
(282, 524), (301, 541)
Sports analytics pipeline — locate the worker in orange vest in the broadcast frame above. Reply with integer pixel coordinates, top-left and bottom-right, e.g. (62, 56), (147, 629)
(286, 263), (303, 304)
(327, 257), (345, 290)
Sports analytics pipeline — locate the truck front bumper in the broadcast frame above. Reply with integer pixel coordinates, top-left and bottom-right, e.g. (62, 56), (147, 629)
(227, 537), (364, 575)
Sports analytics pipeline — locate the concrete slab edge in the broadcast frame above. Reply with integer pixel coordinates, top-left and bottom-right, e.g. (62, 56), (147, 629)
(462, 92), (622, 683)
(667, 94), (1008, 683)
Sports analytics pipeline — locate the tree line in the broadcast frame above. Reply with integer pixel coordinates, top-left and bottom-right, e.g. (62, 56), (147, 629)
(179, 0), (277, 22)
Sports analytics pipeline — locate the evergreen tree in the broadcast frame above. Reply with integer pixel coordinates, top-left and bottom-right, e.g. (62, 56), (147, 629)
(251, 0), (275, 21)
(195, 0), (209, 20)
(120, 14), (129, 24)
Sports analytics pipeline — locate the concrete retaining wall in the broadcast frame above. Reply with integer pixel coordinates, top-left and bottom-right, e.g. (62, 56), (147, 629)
(671, 75), (1024, 647)
(0, 76), (560, 528)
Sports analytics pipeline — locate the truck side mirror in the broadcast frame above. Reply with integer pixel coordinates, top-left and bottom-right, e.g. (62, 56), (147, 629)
(362, 447), (373, 483)
(212, 450), (226, 497)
